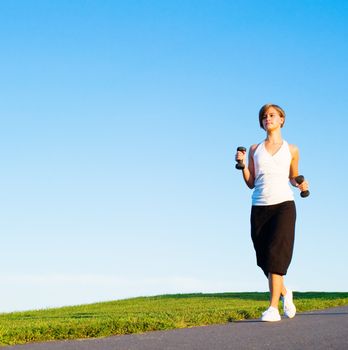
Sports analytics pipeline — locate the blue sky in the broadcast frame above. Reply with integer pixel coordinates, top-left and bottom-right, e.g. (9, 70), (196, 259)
(1, 0), (347, 312)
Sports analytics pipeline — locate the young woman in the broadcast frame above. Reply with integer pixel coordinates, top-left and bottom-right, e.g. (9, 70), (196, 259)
(235, 103), (309, 322)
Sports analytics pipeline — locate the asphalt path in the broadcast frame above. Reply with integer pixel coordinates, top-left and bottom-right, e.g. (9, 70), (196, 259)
(8, 306), (348, 350)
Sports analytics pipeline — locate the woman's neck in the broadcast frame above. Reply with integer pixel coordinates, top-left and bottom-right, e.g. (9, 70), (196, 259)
(265, 130), (283, 144)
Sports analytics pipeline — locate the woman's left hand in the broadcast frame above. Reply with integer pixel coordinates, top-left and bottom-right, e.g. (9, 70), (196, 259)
(297, 179), (309, 193)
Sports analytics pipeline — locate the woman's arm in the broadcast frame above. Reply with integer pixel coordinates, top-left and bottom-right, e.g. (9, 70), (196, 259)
(289, 144), (299, 187)
(236, 145), (257, 189)
(289, 144), (309, 192)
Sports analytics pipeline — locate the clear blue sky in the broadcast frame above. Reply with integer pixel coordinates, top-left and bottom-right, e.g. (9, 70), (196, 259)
(1, 0), (347, 312)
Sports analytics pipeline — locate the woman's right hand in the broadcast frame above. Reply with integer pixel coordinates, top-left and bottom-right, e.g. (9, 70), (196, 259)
(235, 148), (247, 167)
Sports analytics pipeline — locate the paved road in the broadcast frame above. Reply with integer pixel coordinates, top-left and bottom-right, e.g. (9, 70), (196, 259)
(8, 306), (348, 350)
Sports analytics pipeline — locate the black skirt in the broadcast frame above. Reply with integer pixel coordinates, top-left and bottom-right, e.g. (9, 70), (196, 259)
(250, 200), (296, 277)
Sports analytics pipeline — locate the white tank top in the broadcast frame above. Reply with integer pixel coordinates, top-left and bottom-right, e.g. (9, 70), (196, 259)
(252, 140), (294, 205)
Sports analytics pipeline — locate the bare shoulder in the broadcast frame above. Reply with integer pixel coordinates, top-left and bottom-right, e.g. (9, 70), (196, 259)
(249, 143), (260, 156)
(249, 144), (259, 152)
(288, 143), (299, 158)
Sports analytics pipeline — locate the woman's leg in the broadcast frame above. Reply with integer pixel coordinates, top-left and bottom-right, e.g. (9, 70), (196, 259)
(268, 273), (287, 307)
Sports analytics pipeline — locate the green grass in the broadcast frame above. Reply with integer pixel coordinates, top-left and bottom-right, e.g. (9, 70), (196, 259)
(1, 292), (348, 346)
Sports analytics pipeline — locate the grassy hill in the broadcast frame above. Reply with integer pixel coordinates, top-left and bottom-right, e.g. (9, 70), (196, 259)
(1, 292), (348, 346)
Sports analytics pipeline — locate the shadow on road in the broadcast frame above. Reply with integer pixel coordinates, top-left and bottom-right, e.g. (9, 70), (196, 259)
(234, 311), (348, 324)
(297, 312), (348, 316)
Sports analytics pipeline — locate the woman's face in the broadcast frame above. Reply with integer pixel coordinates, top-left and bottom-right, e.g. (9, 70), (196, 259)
(261, 107), (284, 131)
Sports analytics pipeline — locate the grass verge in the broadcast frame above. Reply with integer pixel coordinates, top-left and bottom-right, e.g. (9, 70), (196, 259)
(1, 292), (348, 346)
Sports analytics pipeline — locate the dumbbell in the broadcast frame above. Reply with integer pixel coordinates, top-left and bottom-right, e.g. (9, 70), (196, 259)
(235, 146), (247, 170)
(295, 175), (310, 198)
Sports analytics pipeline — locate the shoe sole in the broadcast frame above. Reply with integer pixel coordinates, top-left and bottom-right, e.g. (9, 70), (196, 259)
(261, 318), (281, 322)
(261, 316), (281, 322)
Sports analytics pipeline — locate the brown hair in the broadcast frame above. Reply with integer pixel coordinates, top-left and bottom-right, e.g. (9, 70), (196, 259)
(258, 104), (286, 130)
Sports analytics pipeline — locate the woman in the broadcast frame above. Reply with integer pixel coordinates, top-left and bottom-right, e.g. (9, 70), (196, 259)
(235, 103), (309, 322)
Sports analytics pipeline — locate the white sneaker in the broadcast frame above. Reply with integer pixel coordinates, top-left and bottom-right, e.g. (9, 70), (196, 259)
(261, 306), (281, 322)
(281, 289), (296, 318)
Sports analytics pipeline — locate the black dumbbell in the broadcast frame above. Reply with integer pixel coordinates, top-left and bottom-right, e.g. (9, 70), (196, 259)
(235, 146), (247, 170)
(295, 175), (310, 198)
